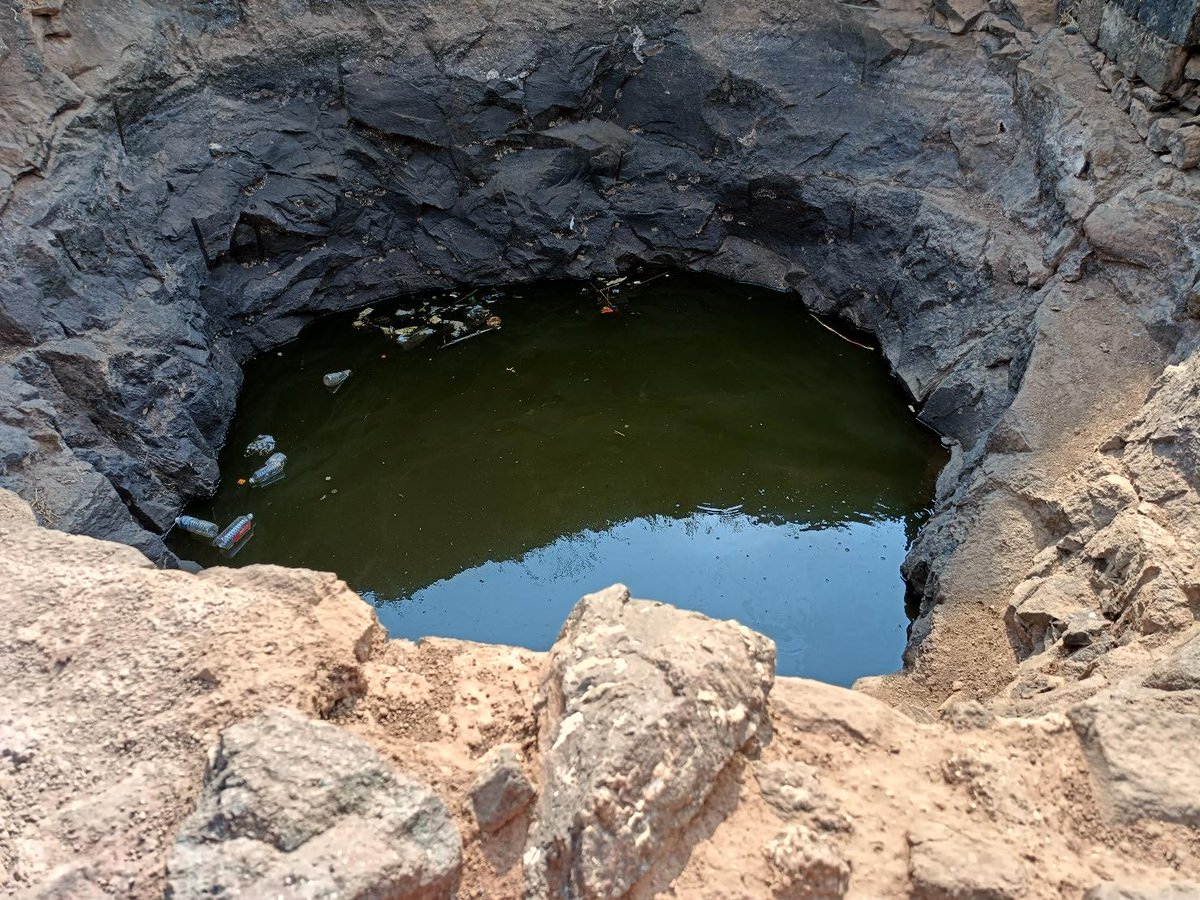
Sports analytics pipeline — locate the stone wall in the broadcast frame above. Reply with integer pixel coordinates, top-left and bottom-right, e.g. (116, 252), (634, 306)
(1062, 0), (1200, 167)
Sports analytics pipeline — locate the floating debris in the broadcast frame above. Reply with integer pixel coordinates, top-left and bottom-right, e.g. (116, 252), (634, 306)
(396, 327), (436, 351)
(807, 313), (875, 351)
(213, 513), (254, 553)
(441, 327), (499, 349)
(248, 452), (287, 487)
(175, 515), (219, 539)
(486, 315), (502, 328)
(244, 434), (276, 456)
(323, 369), (351, 391)
(351, 307), (375, 328)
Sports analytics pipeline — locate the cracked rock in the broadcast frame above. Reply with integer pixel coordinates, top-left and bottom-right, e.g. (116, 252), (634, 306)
(523, 583), (775, 899)
(166, 708), (462, 899)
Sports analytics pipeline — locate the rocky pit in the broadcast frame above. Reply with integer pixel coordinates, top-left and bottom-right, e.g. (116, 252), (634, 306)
(3, 0), (1200, 895)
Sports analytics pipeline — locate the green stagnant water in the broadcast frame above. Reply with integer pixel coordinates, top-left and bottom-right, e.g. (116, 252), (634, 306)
(171, 274), (945, 684)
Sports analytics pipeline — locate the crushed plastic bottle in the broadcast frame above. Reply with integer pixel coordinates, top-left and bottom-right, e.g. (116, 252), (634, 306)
(248, 452), (287, 487)
(396, 327), (436, 351)
(323, 370), (351, 391)
(244, 434), (276, 456)
(174, 515), (219, 539)
(213, 513), (254, 551)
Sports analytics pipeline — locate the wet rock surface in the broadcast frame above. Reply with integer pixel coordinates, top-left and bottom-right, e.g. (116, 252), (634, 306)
(167, 708), (462, 899)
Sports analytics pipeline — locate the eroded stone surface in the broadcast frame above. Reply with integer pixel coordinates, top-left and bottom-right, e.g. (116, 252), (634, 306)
(763, 824), (851, 899)
(523, 584), (775, 898)
(167, 708), (462, 899)
(907, 821), (1029, 899)
(469, 744), (535, 834)
(1070, 693), (1200, 825)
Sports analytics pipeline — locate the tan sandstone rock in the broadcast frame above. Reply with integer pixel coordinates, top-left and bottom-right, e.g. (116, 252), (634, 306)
(522, 584), (775, 899)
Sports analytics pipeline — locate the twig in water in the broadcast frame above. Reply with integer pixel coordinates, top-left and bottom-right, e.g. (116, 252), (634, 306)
(440, 326), (499, 350)
(808, 313), (874, 350)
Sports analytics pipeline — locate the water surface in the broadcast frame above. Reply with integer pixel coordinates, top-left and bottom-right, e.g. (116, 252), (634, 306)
(171, 275), (944, 684)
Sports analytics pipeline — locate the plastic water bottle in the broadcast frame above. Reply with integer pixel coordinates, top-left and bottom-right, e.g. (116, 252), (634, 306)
(248, 452), (287, 486)
(323, 370), (351, 391)
(245, 434), (276, 456)
(213, 514), (254, 551)
(175, 516), (219, 539)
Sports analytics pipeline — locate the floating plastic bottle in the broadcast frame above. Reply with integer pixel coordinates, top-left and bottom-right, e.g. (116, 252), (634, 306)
(174, 515), (219, 539)
(213, 514), (254, 551)
(323, 370), (351, 391)
(248, 452), (287, 487)
(244, 434), (276, 456)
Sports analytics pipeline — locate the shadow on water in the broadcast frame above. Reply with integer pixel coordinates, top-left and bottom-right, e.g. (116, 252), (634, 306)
(171, 273), (945, 684)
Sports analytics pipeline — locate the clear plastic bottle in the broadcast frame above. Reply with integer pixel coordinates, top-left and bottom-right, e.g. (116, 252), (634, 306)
(323, 370), (351, 391)
(213, 514), (254, 551)
(175, 516), (219, 539)
(248, 452), (287, 486)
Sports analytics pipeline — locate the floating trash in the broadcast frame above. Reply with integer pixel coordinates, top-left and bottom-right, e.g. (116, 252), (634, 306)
(244, 434), (276, 456)
(174, 515), (219, 539)
(486, 315), (502, 328)
(213, 513), (254, 553)
(396, 327), (436, 351)
(248, 452), (287, 487)
(323, 370), (351, 391)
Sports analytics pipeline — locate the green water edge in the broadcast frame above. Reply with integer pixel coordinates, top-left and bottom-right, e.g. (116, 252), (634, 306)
(170, 273), (946, 684)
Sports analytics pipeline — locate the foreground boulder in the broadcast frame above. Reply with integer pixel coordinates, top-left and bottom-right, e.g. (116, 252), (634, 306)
(523, 584), (776, 898)
(1069, 691), (1200, 826)
(167, 708), (462, 899)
